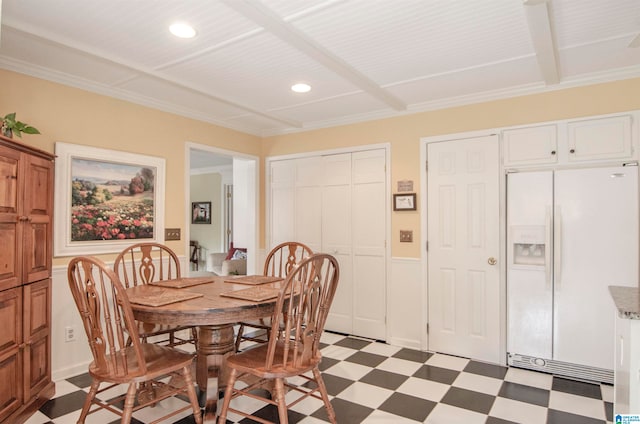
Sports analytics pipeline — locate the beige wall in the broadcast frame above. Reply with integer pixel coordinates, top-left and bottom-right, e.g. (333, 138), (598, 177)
(262, 78), (640, 257)
(190, 172), (223, 255)
(0, 69), (261, 265)
(2, 69), (640, 262)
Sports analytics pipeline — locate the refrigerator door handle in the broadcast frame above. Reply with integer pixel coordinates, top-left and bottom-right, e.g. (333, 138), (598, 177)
(545, 207), (552, 290)
(554, 205), (562, 291)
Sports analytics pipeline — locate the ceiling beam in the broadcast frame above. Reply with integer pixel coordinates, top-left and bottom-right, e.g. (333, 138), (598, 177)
(223, 0), (407, 111)
(523, 0), (560, 85)
(1, 24), (302, 130)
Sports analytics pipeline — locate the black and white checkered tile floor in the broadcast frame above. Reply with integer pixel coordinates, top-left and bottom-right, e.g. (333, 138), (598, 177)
(26, 331), (613, 424)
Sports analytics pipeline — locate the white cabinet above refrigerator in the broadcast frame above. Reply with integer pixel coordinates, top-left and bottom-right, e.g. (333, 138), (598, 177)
(502, 113), (635, 167)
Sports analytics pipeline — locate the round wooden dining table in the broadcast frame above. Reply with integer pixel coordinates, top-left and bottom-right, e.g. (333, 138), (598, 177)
(125, 275), (282, 423)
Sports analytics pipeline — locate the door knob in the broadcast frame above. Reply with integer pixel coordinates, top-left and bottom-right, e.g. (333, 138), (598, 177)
(488, 257), (497, 265)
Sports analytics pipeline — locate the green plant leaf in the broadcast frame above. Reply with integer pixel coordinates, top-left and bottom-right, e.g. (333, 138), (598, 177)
(1, 113), (40, 137)
(22, 126), (40, 135)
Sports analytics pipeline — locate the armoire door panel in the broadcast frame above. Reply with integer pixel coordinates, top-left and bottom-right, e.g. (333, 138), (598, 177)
(23, 279), (51, 400)
(0, 286), (23, 422)
(0, 146), (20, 215)
(0, 222), (21, 291)
(0, 288), (22, 354)
(24, 158), (52, 216)
(23, 220), (50, 284)
(0, 352), (22, 421)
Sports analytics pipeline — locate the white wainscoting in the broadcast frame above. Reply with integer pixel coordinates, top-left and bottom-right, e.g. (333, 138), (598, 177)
(52, 264), (93, 381)
(387, 257), (423, 350)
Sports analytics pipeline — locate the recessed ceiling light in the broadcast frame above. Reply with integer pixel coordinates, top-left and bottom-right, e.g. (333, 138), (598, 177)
(169, 22), (197, 39)
(291, 83), (311, 93)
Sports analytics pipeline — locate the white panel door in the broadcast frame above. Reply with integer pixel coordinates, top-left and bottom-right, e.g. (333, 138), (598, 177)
(427, 135), (500, 363)
(352, 150), (386, 340)
(322, 153), (353, 334)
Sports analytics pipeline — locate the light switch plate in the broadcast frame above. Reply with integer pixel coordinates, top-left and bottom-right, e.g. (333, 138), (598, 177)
(165, 228), (181, 241)
(400, 230), (413, 242)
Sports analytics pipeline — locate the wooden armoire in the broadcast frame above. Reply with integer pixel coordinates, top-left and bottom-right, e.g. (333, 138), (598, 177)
(0, 134), (54, 423)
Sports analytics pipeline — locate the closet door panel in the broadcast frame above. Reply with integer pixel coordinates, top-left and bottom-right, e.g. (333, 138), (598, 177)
(322, 154), (353, 334)
(269, 160), (296, 247)
(352, 150), (386, 340)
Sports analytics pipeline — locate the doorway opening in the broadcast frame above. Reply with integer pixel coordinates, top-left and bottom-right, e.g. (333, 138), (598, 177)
(186, 143), (258, 276)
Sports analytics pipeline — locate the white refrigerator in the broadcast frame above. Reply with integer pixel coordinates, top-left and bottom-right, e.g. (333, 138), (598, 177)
(507, 165), (638, 383)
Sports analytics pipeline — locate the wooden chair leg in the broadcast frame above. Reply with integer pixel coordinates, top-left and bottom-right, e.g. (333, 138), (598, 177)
(313, 368), (336, 424)
(217, 368), (238, 424)
(122, 383), (137, 424)
(274, 378), (288, 424)
(235, 324), (245, 351)
(182, 365), (203, 424)
(77, 380), (99, 424)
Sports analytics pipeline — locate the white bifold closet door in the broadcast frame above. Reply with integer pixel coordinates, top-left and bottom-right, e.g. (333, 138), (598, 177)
(269, 149), (387, 341)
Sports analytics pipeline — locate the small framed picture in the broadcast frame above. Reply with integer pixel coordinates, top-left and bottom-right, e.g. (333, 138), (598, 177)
(192, 201), (212, 224)
(393, 193), (417, 211)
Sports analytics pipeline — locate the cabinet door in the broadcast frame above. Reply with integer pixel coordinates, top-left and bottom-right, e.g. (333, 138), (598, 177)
(502, 125), (558, 166)
(567, 115), (632, 162)
(0, 288), (23, 422)
(23, 279), (51, 401)
(0, 146), (22, 291)
(22, 155), (53, 284)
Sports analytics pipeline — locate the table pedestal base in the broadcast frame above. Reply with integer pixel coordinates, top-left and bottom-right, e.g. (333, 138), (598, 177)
(196, 324), (236, 423)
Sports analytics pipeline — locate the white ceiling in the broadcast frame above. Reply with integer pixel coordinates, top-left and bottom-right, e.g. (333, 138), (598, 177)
(1, 0), (639, 137)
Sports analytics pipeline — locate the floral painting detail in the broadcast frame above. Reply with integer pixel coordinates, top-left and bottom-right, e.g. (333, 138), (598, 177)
(70, 159), (156, 241)
(54, 142), (165, 256)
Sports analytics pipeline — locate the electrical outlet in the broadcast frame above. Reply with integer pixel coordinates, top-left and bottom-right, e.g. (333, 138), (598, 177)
(165, 228), (181, 241)
(65, 326), (77, 342)
(400, 230), (413, 242)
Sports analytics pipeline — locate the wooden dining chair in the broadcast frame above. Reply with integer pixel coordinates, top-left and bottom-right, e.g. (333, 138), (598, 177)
(218, 253), (340, 424)
(234, 241), (313, 351)
(67, 256), (203, 424)
(114, 242), (198, 347)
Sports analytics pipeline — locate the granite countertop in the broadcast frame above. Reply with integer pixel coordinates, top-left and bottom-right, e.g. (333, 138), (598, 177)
(609, 286), (640, 319)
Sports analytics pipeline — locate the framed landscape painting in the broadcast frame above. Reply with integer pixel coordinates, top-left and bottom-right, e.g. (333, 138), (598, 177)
(54, 142), (166, 256)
